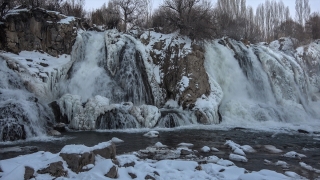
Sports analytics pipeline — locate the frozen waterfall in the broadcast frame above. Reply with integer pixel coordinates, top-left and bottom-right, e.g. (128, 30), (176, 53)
(61, 30), (153, 105)
(204, 38), (320, 128)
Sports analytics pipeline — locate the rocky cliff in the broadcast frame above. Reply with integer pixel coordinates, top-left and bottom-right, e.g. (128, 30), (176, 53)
(0, 6), (80, 56)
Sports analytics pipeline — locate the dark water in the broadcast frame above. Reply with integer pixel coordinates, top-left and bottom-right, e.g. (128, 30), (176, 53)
(1, 129), (320, 179)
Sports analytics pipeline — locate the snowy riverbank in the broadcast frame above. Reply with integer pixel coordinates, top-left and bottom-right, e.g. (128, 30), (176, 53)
(1, 129), (320, 179)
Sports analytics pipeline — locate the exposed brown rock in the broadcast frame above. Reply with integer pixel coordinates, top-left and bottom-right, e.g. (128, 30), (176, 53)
(93, 142), (116, 159)
(105, 165), (118, 179)
(0, 7), (80, 56)
(161, 42), (210, 109)
(60, 152), (95, 173)
(24, 166), (35, 180)
(37, 161), (67, 177)
(145, 174), (156, 180)
(128, 172), (137, 179)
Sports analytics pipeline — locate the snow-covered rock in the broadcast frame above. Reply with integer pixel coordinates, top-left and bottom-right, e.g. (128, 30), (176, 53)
(201, 146), (211, 152)
(263, 145), (283, 153)
(229, 153), (248, 162)
(143, 131), (159, 138)
(283, 151), (306, 159)
(111, 137), (124, 143)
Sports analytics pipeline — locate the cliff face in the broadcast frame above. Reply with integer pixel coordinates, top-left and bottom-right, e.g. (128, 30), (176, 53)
(0, 7), (80, 56)
(140, 32), (211, 109)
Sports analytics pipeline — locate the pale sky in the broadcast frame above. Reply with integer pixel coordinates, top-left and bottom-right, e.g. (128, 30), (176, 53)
(85, 0), (320, 17)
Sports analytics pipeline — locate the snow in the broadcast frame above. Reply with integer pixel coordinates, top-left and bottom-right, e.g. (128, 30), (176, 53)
(0, 51), (72, 101)
(229, 153), (248, 162)
(111, 137), (124, 143)
(216, 159), (235, 166)
(179, 76), (190, 92)
(1, 139), (313, 180)
(60, 141), (112, 154)
(225, 140), (246, 156)
(283, 151), (306, 159)
(58, 16), (75, 24)
(275, 161), (289, 168)
(154, 142), (167, 148)
(143, 131), (159, 138)
(201, 146), (210, 152)
(211, 147), (219, 152)
(263, 145), (283, 153)
(177, 143), (194, 148)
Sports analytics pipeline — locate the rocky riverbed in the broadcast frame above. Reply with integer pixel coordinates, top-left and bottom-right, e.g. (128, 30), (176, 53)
(1, 128), (320, 179)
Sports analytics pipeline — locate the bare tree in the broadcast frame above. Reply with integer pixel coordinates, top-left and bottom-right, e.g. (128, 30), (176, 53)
(305, 12), (320, 40)
(111, 0), (147, 32)
(153, 0), (215, 40)
(295, 0), (310, 26)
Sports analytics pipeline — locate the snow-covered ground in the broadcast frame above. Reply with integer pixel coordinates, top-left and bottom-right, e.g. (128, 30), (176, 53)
(1, 138), (318, 180)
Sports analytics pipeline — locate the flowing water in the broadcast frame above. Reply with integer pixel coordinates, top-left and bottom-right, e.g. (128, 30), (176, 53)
(1, 129), (320, 179)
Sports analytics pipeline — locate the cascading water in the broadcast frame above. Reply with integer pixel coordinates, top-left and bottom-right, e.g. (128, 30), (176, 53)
(204, 38), (320, 127)
(61, 30), (153, 105)
(0, 59), (53, 141)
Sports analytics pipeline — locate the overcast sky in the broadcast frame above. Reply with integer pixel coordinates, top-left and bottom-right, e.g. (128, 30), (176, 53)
(85, 0), (320, 17)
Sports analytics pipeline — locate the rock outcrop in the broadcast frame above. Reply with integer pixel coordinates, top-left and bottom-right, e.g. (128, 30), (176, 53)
(0, 6), (80, 56)
(141, 32), (211, 109)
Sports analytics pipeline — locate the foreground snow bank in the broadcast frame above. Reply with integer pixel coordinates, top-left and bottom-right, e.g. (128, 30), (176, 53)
(0, 140), (310, 180)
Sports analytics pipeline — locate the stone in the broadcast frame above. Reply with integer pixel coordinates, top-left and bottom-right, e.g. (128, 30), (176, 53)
(0, 8), (79, 56)
(145, 174), (156, 180)
(123, 161), (135, 167)
(60, 152), (95, 173)
(105, 165), (118, 179)
(24, 166), (35, 180)
(53, 123), (66, 132)
(128, 172), (137, 179)
(180, 149), (193, 156)
(194, 110), (210, 124)
(37, 161), (67, 177)
(93, 142), (116, 159)
(1, 120), (26, 141)
(48, 129), (61, 136)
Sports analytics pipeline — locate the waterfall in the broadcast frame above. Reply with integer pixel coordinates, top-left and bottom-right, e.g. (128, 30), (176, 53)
(204, 38), (320, 127)
(0, 59), (53, 141)
(61, 30), (153, 105)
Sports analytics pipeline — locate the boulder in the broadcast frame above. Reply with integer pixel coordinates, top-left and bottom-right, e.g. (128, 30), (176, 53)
(93, 143), (117, 159)
(105, 165), (118, 179)
(37, 161), (67, 177)
(53, 123), (66, 132)
(24, 166), (34, 180)
(0, 119), (26, 141)
(60, 152), (95, 173)
(48, 129), (61, 136)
